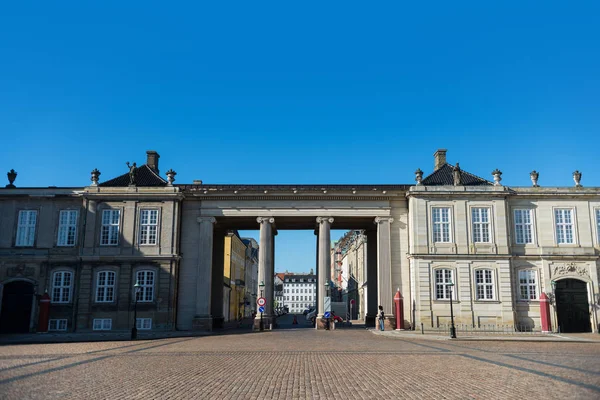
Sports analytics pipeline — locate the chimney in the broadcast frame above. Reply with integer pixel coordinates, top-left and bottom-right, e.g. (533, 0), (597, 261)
(434, 149), (447, 171)
(146, 150), (160, 174)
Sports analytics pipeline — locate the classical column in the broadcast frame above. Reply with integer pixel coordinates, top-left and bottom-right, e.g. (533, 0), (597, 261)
(375, 217), (394, 327)
(316, 217), (334, 323)
(193, 217), (216, 331)
(365, 230), (378, 327)
(255, 217), (275, 329)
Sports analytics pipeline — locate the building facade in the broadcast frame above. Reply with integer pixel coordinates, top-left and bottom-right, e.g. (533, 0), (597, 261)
(1, 149), (598, 334)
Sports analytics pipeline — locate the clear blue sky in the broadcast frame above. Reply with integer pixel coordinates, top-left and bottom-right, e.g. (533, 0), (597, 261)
(1, 2), (599, 272)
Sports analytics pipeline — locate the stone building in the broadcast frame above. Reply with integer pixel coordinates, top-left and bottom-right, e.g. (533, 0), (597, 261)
(283, 272), (317, 314)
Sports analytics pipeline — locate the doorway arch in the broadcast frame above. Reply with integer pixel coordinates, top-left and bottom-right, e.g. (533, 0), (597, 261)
(555, 278), (591, 333)
(0, 280), (35, 334)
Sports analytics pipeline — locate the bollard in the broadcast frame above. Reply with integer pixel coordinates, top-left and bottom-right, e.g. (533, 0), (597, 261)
(421, 322), (424, 335)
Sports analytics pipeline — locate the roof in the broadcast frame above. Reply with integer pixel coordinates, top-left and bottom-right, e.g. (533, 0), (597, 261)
(99, 164), (167, 187)
(422, 163), (492, 186)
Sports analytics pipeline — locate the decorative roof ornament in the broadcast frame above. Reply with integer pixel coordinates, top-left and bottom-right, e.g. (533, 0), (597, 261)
(6, 169), (17, 188)
(166, 169), (177, 186)
(573, 170), (582, 187)
(90, 169), (101, 186)
(452, 163), (462, 186)
(530, 170), (539, 187)
(415, 168), (423, 185)
(491, 169), (502, 186)
(126, 162), (137, 186)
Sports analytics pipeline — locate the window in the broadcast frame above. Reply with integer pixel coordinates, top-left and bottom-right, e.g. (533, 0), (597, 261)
(136, 318), (152, 330)
(519, 270), (538, 300)
(100, 209), (120, 245)
(57, 210), (78, 246)
(597, 209), (600, 243)
(15, 210), (37, 246)
(139, 209), (159, 245)
(555, 209), (574, 244)
(48, 319), (68, 331)
(434, 269), (455, 300)
(475, 270), (494, 300)
(93, 319), (112, 331)
(514, 209), (533, 244)
(96, 271), (116, 302)
(432, 207), (451, 243)
(52, 271), (72, 303)
(472, 208), (491, 243)
(135, 270), (155, 302)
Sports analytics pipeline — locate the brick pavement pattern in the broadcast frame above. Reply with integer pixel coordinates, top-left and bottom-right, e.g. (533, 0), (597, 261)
(1, 323), (599, 399)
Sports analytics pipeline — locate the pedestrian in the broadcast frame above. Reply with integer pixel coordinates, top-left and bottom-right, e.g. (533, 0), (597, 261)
(378, 305), (385, 331)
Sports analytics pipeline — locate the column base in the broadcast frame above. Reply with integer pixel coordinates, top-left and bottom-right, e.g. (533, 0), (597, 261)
(192, 316), (213, 331)
(316, 317), (331, 330)
(384, 317), (396, 331)
(253, 316), (277, 331)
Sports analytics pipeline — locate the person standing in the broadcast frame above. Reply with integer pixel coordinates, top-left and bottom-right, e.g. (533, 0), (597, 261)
(378, 305), (385, 331)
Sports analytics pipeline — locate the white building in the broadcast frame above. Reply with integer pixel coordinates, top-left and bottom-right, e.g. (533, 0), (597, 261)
(283, 271), (317, 314)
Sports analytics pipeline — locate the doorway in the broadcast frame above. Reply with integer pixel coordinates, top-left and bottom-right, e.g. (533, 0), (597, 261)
(555, 279), (591, 333)
(0, 280), (35, 333)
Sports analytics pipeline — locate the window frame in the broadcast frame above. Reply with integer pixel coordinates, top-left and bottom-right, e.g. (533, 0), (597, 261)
(433, 268), (456, 301)
(517, 269), (539, 301)
(553, 207), (576, 245)
(134, 269), (155, 303)
(48, 319), (68, 331)
(138, 208), (160, 246)
(474, 268), (495, 301)
(513, 208), (534, 245)
(51, 270), (73, 304)
(432, 207), (452, 243)
(471, 207), (492, 243)
(595, 208), (600, 245)
(56, 209), (79, 247)
(15, 209), (38, 247)
(95, 270), (117, 303)
(136, 318), (152, 330)
(100, 209), (121, 246)
(93, 318), (112, 331)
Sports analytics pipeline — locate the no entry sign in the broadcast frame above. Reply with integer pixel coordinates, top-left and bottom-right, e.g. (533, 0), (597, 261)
(257, 297), (266, 307)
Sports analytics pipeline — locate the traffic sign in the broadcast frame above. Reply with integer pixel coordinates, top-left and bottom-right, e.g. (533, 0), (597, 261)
(258, 306), (265, 313)
(350, 299), (355, 305)
(324, 311), (331, 318)
(257, 297), (266, 307)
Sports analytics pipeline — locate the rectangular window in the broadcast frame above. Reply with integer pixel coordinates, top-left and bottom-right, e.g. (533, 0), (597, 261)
(136, 318), (152, 330)
(432, 207), (451, 243)
(135, 270), (155, 302)
(139, 209), (159, 245)
(52, 271), (72, 303)
(16, 210), (37, 246)
(48, 319), (68, 331)
(475, 270), (494, 300)
(434, 269), (454, 300)
(555, 209), (574, 244)
(514, 209), (533, 244)
(472, 208), (491, 243)
(96, 271), (116, 302)
(57, 210), (78, 246)
(518, 270), (538, 300)
(93, 319), (112, 331)
(100, 210), (120, 246)
(597, 210), (600, 244)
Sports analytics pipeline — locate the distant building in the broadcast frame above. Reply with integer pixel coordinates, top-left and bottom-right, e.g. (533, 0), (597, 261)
(274, 272), (285, 312)
(283, 271), (316, 314)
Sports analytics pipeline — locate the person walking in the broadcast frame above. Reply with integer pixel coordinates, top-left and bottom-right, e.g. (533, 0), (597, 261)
(378, 305), (385, 331)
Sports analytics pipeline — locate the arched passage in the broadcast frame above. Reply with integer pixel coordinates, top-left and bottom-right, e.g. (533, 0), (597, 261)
(555, 278), (591, 333)
(0, 280), (35, 333)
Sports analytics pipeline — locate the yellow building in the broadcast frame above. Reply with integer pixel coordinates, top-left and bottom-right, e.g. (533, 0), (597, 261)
(223, 231), (247, 322)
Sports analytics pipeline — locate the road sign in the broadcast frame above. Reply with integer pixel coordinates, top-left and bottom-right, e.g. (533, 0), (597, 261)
(324, 311), (331, 319)
(258, 306), (265, 313)
(257, 297), (266, 307)
(324, 297), (331, 312)
(350, 299), (355, 305)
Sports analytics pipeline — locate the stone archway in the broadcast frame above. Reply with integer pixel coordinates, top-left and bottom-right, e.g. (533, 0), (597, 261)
(0, 280), (35, 333)
(555, 278), (591, 333)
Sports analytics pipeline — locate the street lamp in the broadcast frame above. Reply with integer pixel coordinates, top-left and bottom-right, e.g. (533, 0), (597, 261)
(131, 281), (142, 340)
(448, 280), (456, 339)
(258, 281), (265, 331)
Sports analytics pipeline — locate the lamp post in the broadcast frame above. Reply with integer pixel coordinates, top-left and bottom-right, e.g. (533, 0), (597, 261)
(131, 281), (142, 340)
(448, 280), (457, 339)
(259, 281), (265, 331)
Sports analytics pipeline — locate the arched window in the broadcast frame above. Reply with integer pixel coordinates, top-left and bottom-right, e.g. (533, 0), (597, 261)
(52, 271), (73, 303)
(434, 269), (454, 300)
(475, 269), (494, 300)
(135, 270), (155, 302)
(96, 271), (116, 302)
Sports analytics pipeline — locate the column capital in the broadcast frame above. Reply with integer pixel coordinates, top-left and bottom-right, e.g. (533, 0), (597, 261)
(256, 217), (275, 224)
(316, 217), (334, 224)
(197, 216), (217, 224)
(374, 216), (394, 224)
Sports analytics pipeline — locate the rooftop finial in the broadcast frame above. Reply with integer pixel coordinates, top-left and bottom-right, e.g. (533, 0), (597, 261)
(6, 169), (17, 188)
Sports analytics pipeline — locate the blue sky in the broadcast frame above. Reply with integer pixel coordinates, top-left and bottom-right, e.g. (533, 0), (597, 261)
(1, 2), (599, 272)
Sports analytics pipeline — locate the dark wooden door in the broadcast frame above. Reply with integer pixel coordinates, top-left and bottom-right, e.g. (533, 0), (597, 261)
(0, 281), (34, 333)
(555, 279), (591, 333)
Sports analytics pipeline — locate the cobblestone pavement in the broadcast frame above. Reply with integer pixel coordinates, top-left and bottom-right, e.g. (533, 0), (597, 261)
(1, 319), (599, 399)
